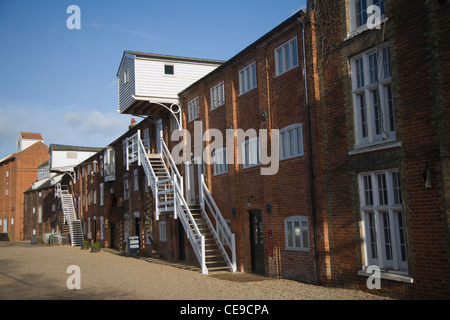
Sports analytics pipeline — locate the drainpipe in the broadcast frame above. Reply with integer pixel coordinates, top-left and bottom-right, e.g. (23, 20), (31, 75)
(299, 15), (321, 286)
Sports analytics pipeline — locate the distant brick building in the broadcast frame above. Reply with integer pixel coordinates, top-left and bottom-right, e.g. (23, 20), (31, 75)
(0, 133), (48, 241)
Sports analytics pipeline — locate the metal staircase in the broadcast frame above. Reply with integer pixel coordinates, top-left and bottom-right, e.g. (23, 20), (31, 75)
(56, 184), (84, 246)
(127, 130), (236, 274)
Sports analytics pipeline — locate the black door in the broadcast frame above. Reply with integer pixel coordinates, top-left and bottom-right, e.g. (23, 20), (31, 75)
(178, 220), (185, 260)
(249, 210), (265, 275)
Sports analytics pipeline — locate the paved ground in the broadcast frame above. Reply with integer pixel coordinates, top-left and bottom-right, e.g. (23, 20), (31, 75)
(0, 242), (391, 300)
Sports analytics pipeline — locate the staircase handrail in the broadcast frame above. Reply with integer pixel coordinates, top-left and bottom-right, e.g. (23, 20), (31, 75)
(173, 177), (207, 274)
(201, 178), (237, 272)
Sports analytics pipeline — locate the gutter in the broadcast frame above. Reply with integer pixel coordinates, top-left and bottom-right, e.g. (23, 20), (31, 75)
(299, 16), (321, 286)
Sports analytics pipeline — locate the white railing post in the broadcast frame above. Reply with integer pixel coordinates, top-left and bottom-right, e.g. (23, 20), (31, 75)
(231, 234), (237, 272)
(137, 130), (141, 167)
(201, 235), (207, 275)
(199, 173), (205, 209)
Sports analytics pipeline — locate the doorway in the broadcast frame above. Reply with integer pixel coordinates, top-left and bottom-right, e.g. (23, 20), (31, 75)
(249, 210), (265, 275)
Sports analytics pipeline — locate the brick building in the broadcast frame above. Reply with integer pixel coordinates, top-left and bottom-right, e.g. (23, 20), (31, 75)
(178, 10), (319, 281)
(307, 0), (450, 298)
(0, 132), (48, 241)
(23, 161), (64, 241)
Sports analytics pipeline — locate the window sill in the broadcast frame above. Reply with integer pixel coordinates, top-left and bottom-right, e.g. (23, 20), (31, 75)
(349, 140), (401, 155)
(358, 268), (413, 284)
(345, 18), (388, 41)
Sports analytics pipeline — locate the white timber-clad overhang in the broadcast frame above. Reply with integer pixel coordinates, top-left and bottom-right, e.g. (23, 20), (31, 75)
(116, 51), (224, 116)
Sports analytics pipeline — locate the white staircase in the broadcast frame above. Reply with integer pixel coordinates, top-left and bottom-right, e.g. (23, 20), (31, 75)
(56, 184), (84, 246)
(127, 130), (236, 274)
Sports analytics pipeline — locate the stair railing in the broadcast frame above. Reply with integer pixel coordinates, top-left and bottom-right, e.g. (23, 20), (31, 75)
(131, 132), (208, 274)
(200, 175), (237, 273)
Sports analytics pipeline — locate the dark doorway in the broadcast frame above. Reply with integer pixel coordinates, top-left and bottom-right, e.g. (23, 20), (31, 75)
(249, 210), (265, 275)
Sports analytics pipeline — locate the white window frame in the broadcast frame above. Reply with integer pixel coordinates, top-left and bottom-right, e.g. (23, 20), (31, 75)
(210, 81), (225, 110)
(348, 0), (386, 37)
(38, 206), (43, 224)
(124, 179), (129, 200)
(275, 37), (299, 76)
(358, 169), (408, 273)
(351, 44), (395, 148)
(188, 97), (199, 122)
(239, 62), (257, 95)
(242, 137), (260, 169)
(279, 124), (304, 160)
(284, 216), (309, 251)
(159, 221), (167, 242)
(213, 147), (228, 175)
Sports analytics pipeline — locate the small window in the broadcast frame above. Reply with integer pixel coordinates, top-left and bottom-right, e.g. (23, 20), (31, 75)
(279, 124), (304, 160)
(124, 69), (129, 84)
(164, 64), (174, 75)
(210, 82), (225, 110)
(239, 62), (257, 95)
(188, 97), (200, 122)
(285, 216), (309, 251)
(275, 38), (299, 76)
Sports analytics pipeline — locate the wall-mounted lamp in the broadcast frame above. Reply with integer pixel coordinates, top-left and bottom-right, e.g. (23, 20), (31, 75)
(261, 111), (267, 122)
(247, 195), (254, 207)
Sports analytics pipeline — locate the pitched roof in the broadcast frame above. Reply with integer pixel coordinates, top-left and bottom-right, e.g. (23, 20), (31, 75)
(19, 132), (43, 140)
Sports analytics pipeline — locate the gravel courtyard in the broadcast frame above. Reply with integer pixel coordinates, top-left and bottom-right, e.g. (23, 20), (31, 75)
(0, 242), (390, 300)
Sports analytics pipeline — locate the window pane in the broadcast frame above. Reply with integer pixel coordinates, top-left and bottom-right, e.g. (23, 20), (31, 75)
(368, 52), (378, 83)
(382, 46), (391, 78)
(363, 175), (373, 206)
(287, 221), (293, 247)
(284, 44), (291, 71)
(367, 212), (378, 259)
(356, 58), (364, 88)
(359, 94), (368, 138)
(396, 212), (407, 262)
(377, 173), (388, 205)
(372, 90), (382, 136)
(392, 171), (402, 204)
(382, 212), (393, 261)
(356, 0), (368, 27)
(296, 126), (303, 155)
(301, 220), (309, 248)
(292, 39), (298, 67)
(294, 220), (300, 248)
(386, 85), (395, 132)
(289, 129), (295, 156)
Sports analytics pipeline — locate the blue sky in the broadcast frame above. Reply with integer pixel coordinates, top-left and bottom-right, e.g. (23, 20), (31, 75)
(0, 0), (306, 158)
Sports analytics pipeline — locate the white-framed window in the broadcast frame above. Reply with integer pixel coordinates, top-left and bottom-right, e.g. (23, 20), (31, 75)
(284, 216), (309, 251)
(275, 37), (299, 76)
(11, 218), (14, 226)
(88, 192), (91, 206)
(39, 192), (42, 197)
(210, 81), (225, 110)
(242, 137), (260, 169)
(213, 148), (228, 175)
(33, 207), (36, 214)
(104, 147), (115, 181)
(5, 189), (8, 196)
(349, 0), (385, 35)
(6, 170), (9, 178)
(188, 97), (199, 122)
(159, 221), (167, 242)
(279, 124), (304, 160)
(52, 204), (56, 212)
(358, 169), (408, 272)
(239, 62), (257, 95)
(351, 44), (395, 147)
(93, 190), (97, 205)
